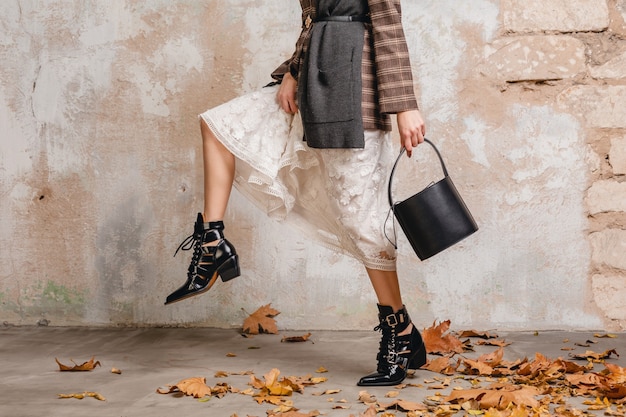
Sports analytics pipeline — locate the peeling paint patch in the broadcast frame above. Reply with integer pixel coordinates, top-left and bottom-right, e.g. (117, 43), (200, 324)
(42, 281), (85, 306)
(19, 280), (87, 319)
(506, 105), (583, 189)
(404, 0), (499, 121)
(462, 115), (490, 168)
(0, 91), (32, 178)
(128, 65), (170, 117)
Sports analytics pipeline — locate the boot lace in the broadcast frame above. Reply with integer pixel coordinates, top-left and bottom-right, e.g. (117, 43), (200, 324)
(374, 323), (397, 371)
(174, 232), (202, 278)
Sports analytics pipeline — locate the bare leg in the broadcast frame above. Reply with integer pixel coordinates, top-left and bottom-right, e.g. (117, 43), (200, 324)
(365, 268), (403, 310)
(365, 267), (413, 335)
(200, 118), (235, 222)
(164, 120), (238, 305)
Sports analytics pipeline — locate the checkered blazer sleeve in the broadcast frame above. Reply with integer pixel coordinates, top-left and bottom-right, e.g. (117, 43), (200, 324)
(368, 0), (418, 113)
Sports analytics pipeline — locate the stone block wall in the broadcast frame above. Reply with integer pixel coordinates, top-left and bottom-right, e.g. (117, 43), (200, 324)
(498, 0), (626, 325)
(1, 1), (625, 330)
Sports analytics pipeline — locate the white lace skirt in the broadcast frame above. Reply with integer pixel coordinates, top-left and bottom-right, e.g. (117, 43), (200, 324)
(199, 85), (397, 271)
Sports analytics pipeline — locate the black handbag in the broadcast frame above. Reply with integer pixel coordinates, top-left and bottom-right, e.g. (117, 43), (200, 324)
(387, 139), (478, 260)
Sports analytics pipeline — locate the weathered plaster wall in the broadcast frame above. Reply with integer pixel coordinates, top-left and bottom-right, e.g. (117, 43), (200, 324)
(0, 0), (624, 330)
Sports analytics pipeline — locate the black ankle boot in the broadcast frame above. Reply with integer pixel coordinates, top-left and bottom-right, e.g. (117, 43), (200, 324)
(165, 213), (240, 305)
(357, 305), (427, 386)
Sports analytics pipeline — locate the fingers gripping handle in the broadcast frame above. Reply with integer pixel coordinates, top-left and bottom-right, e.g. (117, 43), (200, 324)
(387, 138), (450, 207)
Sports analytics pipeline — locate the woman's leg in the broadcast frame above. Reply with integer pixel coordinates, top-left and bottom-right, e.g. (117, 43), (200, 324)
(365, 268), (403, 312)
(164, 120), (240, 304)
(201, 118), (235, 222)
(365, 268), (413, 335)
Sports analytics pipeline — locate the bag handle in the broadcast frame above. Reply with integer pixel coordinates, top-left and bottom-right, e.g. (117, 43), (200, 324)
(387, 138), (450, 207)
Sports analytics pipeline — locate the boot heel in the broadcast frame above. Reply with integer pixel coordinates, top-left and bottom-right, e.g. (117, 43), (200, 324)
(409, 343), (427, 369)
(218, 255), (240, 282)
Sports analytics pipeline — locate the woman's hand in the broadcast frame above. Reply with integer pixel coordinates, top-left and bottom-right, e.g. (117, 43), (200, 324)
(276, 72), (299, 114)
(397, 109), (425, 157)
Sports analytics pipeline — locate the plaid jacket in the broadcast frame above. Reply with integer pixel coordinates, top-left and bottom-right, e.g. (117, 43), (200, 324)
(271, 0), (418, 131)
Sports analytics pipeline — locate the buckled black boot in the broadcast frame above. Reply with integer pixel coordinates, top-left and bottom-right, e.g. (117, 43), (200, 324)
(165, 213), (240, 305)
(357, 305), (427, 386)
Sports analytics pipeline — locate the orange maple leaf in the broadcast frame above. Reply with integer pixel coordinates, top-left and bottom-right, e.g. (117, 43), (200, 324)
(424, 356), (459, 375)
(242, 304), (280, 334)
(605, 363), (626, 384)
(55, 356), (101, 372)
(445, 385), (540, 409)
(422, 320), (464, 355)
(156, 376), (213, 398)
(249, 368), (302, 404)
(462, 357), (496, 376)
(569, 349), (620, 362)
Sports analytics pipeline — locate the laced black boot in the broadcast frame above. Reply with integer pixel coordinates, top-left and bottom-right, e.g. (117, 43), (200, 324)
(165, 213), (240, 305)
(357, 305), (427, 386)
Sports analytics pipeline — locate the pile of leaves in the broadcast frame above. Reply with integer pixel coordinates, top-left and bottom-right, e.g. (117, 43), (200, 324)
(416, 320), (625, 416)
(52, 306), (624, 415)
(155, 307), (625, 416)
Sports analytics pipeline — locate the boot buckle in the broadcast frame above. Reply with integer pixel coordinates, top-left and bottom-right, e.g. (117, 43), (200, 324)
(385, 314), (398, 327)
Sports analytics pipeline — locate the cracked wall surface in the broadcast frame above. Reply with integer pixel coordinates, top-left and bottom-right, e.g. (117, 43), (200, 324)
(0, 0), (624, 330)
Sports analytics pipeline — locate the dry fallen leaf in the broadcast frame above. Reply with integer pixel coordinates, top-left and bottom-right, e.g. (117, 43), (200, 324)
(55, 356), (101, 372)
(242, 304), (280, 335)
(284, 374), (326, 389)
(312, 389), (341, 396)
(281, 333), (313, 343)
(423, 320), (465, 355)
(424, 356), (459, 375)
(457, 330), (499, 339)
(570, 349), (620, 362)
(445, 385), (540, 409)
(270, 401), (297, 413)
(157, 376), (219, 398)
(476, 339), (511, 347)
(360, 404), (378, 417)
(605, 363), (626, 384)
(358, 390), (377, 404)
(216, 370), (253, 377)
(249, 368), (307, 404)
(483, 405), (530, 417)
(378, 399), (428, 412)
(267, 410), (320, 417)
(310, 377), (327, 384)
(58, 391), (106, 401)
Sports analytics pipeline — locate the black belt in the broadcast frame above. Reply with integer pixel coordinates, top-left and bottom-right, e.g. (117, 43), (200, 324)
(315, 15), (370, 23)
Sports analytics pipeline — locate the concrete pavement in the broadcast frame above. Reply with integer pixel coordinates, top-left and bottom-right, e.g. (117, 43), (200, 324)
(0, 326), (624, 417)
